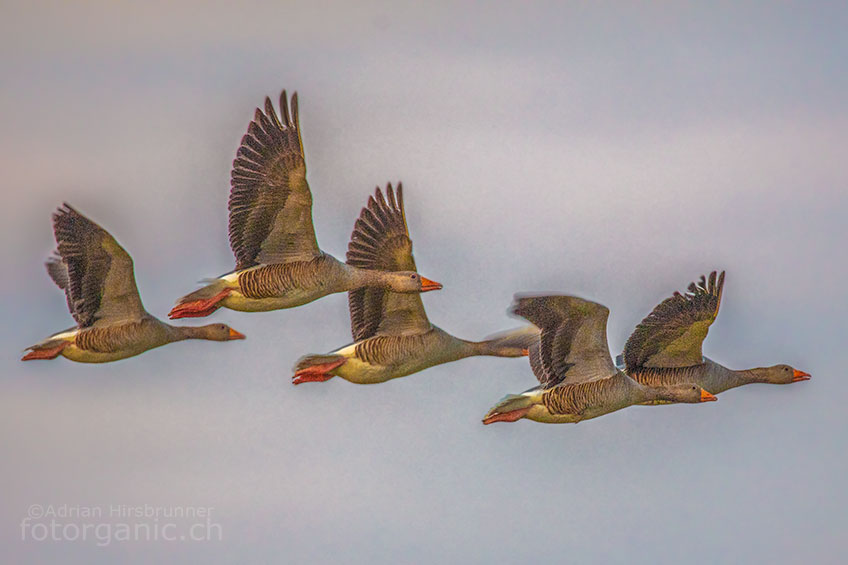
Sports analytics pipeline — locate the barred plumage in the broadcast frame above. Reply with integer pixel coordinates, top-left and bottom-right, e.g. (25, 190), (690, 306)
(354, 333), (432, 366)
(542, 376), (625, 416)
(237, 256), (333, 299)
(629, 365), (706, 388)
(75, 320), (159, 353)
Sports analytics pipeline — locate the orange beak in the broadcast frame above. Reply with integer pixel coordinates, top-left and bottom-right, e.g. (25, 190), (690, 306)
(521, 348), (530, 356)
(420, 277), (443, 292)
(228, 328), (246, 340)
(792, 369), (811, 382)
(700, 389), (718, 402)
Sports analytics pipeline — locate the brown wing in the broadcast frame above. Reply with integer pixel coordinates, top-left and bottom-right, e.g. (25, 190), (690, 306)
(45, 252), (76, 320)
(52, 204), (147, 328)
(229, 90), (320, 270)
(623, 271), (725, 371)
(346, 183), (430, 340)
(512, 294), (617, 389)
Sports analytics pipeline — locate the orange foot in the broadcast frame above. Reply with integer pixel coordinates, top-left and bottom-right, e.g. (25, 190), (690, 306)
(22, 342), (69, 361)
(482, 407), (530, 425)
(292, 359), (346, 385)
(168, 289), (231, 319)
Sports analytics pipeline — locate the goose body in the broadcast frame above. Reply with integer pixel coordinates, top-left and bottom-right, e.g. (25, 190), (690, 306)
(314, 326), (533, 385)
(483, 295), (716, 425)
(622, 271), (810, 396)
(169, 90), (439, 319)
(292, 184), (536, 385)
(23, 205), (245, 363)
(514, 372), (666, 424)
(206, 255), (352, 313)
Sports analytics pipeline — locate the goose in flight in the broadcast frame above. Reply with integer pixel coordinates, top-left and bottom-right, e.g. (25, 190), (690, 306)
(169, 90), (440, 319)
(292, 183), (536, 385)
(621, 271), (810, 395)
(483, 294), (716, 424)
(23, 204), (245, 363)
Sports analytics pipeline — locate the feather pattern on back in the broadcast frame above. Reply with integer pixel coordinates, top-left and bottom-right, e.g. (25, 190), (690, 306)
(236, 256), (337, 299)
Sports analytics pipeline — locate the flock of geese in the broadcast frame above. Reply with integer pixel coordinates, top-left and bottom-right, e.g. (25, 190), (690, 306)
(23, 88), (811, 425)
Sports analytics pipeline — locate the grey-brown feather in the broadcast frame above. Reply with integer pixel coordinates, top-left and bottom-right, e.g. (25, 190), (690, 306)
(229, 90), (319, 270)
(542, 371), (635, 416)
(512, 295), (617, 388)
(74, 319), (165, 353)
(624, 271), (725, 371)
(237, 255), (343, 299)
(45, 253), (75, 318)
(346, 183), (430, 341)
(51, 204), (146, 327)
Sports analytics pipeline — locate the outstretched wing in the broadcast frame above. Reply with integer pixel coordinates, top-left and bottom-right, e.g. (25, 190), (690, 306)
(623, 271), (725, 371)
(229, 90), (320, 270)
(512, 294), (617, 389)
(52, 204), (147, 327)
(346, 183), (430, 340)
(45, 252), (76, 319)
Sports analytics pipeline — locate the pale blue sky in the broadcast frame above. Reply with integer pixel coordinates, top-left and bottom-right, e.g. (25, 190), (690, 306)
(3, 1), (847, 563)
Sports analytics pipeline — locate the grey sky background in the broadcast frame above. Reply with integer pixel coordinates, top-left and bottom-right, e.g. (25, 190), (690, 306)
(3, 1), (846, 562)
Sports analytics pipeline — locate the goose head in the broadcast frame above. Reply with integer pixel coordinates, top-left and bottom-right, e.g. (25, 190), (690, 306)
(384, 271), (443, 293)
(655, 383), (718, 404)
(193, 323), (246, 341)
(757, 364), (811, 384)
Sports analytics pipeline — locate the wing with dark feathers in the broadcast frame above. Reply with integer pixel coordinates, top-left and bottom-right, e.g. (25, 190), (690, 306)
(45, 252), (76, 321)
(229, 90), (320, 270)
(52, 204), (146, 327)
(623, 271), (725, 371)
(512, 294), (617, 388)
(346, 183), (430, 340)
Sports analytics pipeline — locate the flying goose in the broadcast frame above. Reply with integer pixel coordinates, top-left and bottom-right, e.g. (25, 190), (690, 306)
(622, 271), (810, 395)
(292, 183), (536, 385)
(169, 90), (441, 319)
(23, 204), (245, 363)
(483, 295), (716, 424)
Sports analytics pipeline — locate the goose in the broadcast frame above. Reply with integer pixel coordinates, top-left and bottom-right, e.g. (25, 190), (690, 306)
(621, 271), (810, 395)
(482, 295), (717, 424)
(22, 204), (246, 363)
(291, 183), (536, 385)
(169, 90), (440, 319)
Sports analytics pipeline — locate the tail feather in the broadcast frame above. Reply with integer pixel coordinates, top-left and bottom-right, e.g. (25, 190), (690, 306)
(169, 281), (231, 319)
(480, 325), (540, 356)
(482, 393), (536, 424)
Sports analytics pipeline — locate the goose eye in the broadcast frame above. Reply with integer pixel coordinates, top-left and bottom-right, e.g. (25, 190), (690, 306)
(411, 274), (417, 280)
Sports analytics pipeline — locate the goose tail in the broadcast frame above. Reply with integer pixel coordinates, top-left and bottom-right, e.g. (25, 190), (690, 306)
(479, 325), (540, 357)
